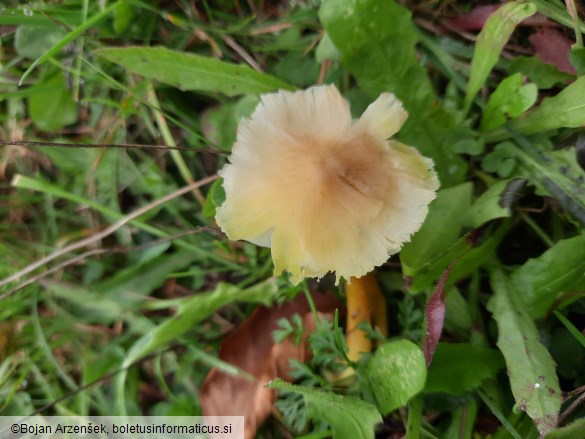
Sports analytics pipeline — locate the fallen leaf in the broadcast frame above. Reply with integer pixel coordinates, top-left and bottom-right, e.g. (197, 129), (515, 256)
(529, 28), (576, 75)
(446, 5), (501, 31)
(200, 291), (341, 438)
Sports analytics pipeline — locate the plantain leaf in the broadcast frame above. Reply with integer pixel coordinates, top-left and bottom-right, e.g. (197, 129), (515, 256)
(511, 234), (585, 319)
(488, 267), (562, 435)
(96, 46), (293, 96)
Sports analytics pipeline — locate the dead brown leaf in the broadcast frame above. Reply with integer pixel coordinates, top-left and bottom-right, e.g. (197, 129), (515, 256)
(200, 291), (341, 439)
(446, 4), (501, 31)
(529, 27), (577, 75)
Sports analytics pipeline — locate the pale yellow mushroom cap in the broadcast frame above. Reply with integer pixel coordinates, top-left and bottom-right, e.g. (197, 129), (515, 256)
(216, 85), (439, 285)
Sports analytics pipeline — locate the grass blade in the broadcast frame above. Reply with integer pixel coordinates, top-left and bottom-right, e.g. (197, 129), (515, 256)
(19, 2), (120, 85)
(553, 311), (585, 349)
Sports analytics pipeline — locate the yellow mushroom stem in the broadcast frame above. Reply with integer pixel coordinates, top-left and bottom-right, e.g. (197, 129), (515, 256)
(345, 272), (388, 362)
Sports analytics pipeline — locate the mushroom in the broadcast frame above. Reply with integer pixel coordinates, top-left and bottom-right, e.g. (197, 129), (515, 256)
(216, 84), (439, 365)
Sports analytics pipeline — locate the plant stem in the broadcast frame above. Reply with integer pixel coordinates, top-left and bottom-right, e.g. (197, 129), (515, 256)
(477, 390), (522, 439)
(406, 394), (423, 439)
(520, 212), (554, 248)
(147, 84), (206, 205)
(565, 0), (584, 48)
(345, 275), (374, 362)
(532, 0), (585, 34)
(72, 0), (89, 102)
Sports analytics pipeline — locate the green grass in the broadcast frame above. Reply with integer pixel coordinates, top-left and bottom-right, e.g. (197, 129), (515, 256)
(1, 0), (585, 438)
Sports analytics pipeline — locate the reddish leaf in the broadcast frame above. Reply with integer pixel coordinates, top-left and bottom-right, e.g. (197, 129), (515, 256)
(529, 27), (576, 75)
(423, 261), (457, 367)
(446, 5), (501, 31)
(423, 293), (446, 368)
(200, 292), (340, 439)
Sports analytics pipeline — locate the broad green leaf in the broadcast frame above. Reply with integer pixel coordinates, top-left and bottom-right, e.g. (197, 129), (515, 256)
(361, 340), (426, 414)
(202, 178), (226, 218)
(451, 123), (486, 156)
(486, 76), (585, 142)
(401, 183), (473, 277)
(315, 32), (341, 63)
(404, 234), (472, 293)
(425, 343), (505, 394)
(513, 76), (585, 134)
(544, 419), (585, 439)
(400, 107), (467, 187)
(509, 56), (573, 89)
(274, 51), (321, 87)
(481, 73), (537, 130)
(14, 25), (66, 59)
(267, 379), (382, 439)
(466, 179), (513, 228)
(488, 267), (562, 436)
(28, 71), (77, 132)
(96, 47), (293, 96)
(201, 95), (259, 152)
(320, 0), (466, 186)
(320, 0), (434, 112)
(445, 223), (508, 287)
(464, 1), (537, 111)
(511, 234), (585, 319)
(255, 27), (304, 52)
(569, 47), (585, 76)
(201, 104), (239, 152)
